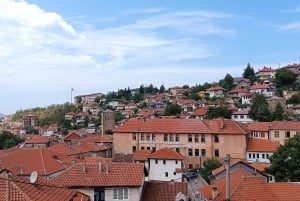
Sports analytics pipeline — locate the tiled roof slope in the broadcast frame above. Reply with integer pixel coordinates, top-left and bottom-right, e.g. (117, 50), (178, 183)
(247, 138), (280, 152)
(24, 136), (50, 144)
(114, 118), (248, 134)
(133, 150), (152, 161)
(141, 180), (188, 201)
(149, 148), (184, 160)
(270, 120), (300, 130)
(203, 118), (248, 134)
(0, 174), (89, 201)
(50, 162), (144, 187)
(244, 122), (270, 131)
(0, 148), (72, 176)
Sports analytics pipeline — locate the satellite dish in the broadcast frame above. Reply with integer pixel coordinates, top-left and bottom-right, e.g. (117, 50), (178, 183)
(30, 171), (38, 184)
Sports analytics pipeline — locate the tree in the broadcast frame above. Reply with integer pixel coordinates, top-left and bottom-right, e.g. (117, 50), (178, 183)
(200, 158), (222, 184)
(165, 103), (182, 116)
(0, 131), (24, 149)
(249, 94), (272, 122)
(275, 68), (297, 88)
(243, 63), (257, 84)
(205, 106), (232, 119)
(266, 135), (300, 181)
(94, 96), (101, 103)
(159, 85), (166, 93)
(287, 93), (300, 105)
(272, 103), (285, 120)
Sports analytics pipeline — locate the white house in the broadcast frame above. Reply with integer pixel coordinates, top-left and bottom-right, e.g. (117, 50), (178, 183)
(206, 87), (225, 98)
(148, 148), (184, 182)
(231, 107), (253, 123)
(246, 138), (280, 164)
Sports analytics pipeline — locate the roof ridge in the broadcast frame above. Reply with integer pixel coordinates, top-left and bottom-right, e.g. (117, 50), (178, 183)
(40, 148), (47, 175)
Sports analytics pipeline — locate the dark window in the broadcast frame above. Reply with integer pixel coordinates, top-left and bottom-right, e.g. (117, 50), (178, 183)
(173, 172), (176, 175)
(147, 147), (150, 150)
(146, 134), (150, 140)
(165, 172), (168, 177)
(188, 148), (193, 156)
(257, 153), (259, 158)
(164, 134), (168, 142)
(163, 160), (166, 165)
(215, 149), (219, 157)
(132, 146), (136, 153)
(155, 159), (158, 164)
(201, 134), (205, 143)
(188, 134), (193, 142)
(275, 131), (279, 138)
(141, 134), (145, 141)
(141, 146), (145, 150)
(262, 154), (265, 159)
(189, 164), (193, 169)
(169, 134), (174, 141)
(176, 148), (180, 153)
(152, 147), (156, 152)
(195, 134), (199, 142)
(195, 149), (199, 156)
(132, 133), (137, 140)
(152, 133), (156, 141)
(249, 153), (251, 158)
(175, 160), (178, 164)
(285, 131), (290, 138)
(214, 134), (219, 143)
(201, 149), (206, 157)
(175, 134), (180, 142)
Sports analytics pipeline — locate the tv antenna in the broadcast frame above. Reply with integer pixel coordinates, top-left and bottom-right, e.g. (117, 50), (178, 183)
(30, 171), (38, 184)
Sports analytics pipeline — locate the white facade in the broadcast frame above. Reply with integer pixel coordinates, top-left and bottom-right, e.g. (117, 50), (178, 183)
(232, 114), (253, 123)
(149, 158), (182, 182)
(247, 151), (273, 163)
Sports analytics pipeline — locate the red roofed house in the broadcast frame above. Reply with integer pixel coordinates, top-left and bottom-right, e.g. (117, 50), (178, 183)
(50, 161), (145, 201)
(113, 118), (249, 170)
(249, 83), (274, 97)
(22, 135), (50, 148)
(0, 171), (90, 201)
(231, 107), (253, 123)
(190, 106), (209, 120)
(148, 148), (183, 182)
(206, 87), (225, 98)
(246, 138), (280, 164)
(269, 121), (300, 145)
(256, 66), (276, 81)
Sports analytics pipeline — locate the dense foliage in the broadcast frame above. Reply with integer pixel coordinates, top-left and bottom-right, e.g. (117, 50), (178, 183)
(200, 158), (222, 184)
(266, 135), (300, 182)
(205, 106), (232, 119)
(249, 94), (272, 122)
(165, 103), (182, 116)
(0, 131), (24, 149)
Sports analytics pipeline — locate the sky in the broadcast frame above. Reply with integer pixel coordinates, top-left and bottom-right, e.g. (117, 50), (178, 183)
(1, 0), (300, 114)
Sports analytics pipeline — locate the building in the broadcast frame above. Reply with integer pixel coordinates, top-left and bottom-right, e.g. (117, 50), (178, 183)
(231, 107), (253, 123)
(74, 93), (104, 104)
(206, 87), (225, 98)
(101, 110), (115, 134)
(22, 114), (39, 128)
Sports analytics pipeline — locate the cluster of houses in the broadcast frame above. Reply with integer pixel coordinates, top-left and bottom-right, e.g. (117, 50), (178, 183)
(2, 64), (300, 200)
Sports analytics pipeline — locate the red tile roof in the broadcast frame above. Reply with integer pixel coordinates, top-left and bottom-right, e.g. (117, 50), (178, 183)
(24, 136), (50, 144)
(202, 118), (248, 135)
(244, 122), (270, 131)
(247, 163), (270, 172)
(0, 174), (89, 201)
(133, 150), (152, 161)
(259, 66), (276, 72)
(141, 181), (188, 201)
(250, 84), (270, 90)
(191, 107), (209, 116)
(149, 148), (184, 160)
(247, 138), (280, 152)
(50, 162), (144, 187)
(270, 120), (300, 130)
(232, 107), (250, 115)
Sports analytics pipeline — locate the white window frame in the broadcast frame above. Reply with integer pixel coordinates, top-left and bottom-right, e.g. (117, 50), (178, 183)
(113, 188), (129, 200)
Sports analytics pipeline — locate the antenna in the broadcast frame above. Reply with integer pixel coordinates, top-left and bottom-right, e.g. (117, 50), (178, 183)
(30, 171), (38, 184)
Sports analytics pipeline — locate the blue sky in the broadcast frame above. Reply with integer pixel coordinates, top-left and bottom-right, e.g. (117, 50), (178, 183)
(1, 0), (300, 114)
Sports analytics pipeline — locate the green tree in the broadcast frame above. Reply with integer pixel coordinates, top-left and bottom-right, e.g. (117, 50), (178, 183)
(200, 158), (222, 184)
(165, 103), (182, 116)
(243, 63), (257, 84)
(272, 103), (285, 120)
(287, 93), (300, 105)
(205, 106), (232, 119)
(275, 68), (297, 88)
(266, 135), (300, 181)
(0, 131), (24, 149)
(159, 85), (166, 93)
(249, 94), (272, 121)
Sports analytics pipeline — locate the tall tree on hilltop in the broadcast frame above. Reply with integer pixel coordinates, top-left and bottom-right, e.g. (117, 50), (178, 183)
(159, 84), (165, 93)
(243, 63), (257, 84)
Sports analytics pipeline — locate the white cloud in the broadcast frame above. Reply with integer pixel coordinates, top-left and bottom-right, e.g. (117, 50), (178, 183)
(279, 21), (300, 31)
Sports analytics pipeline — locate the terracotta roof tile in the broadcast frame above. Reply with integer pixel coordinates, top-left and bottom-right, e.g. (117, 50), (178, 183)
(50, 162), (144, 187)
(203, 118), (248, 135)
(247, 138), (280, 152)
(133, 150), (152, 161)
(270, 121), (300, 130)
(149, 148), (184, 160)
(250, 84), (270, 90)
(191, 107), (209, 116)
(141, 181), (188, 201)
(244, 122), (270, 131)
(24, 136), (50, 144)
(232, 107), (250, 115)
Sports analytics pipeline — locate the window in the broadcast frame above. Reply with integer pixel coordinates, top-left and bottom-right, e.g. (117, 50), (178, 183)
(155, 159), (158, 164)
(195, 134), (199, 142)
(188, 134), (193, 142)
(113, 188), (128, 200)
(169, 134), (174, 141)
(275, 131), (279, 138)
(152, 134), (156, 141)
(132, 146), (136, 153)
(188, 148), (193, 156)
(147, 147), (150, 150)
(201, 134), (205, 143)
(215, 149), (219, 157)
(285, 131), (290, 138)
(266, 154), (269, 159)
(146, 134), (150, 141)
(234, 115), (238, 119)
(249, 153), (251, 158)
(262, 154), (265, 159)
(175, 134), (180, 142)
(253, 132), (259, 138)
(173, 172), (176, 175)
(141, 146), (145, 150)
(152, 147), (156, 152)
(188, 164), (193, 169)
(132, 133), (137, 140)
(165, 172), (168, 177)
(253, 153), (255, 158)
(241, 115), (244, 119)
(214, 134), (219, 143)
(176, 148), (180, 153)
(164, 134), (168, 142)
(175, 160), (178, 164)
(261, 133), (265, 138)
(195, 149), (199, 156)
(163, 160), (166, 165)
(257, 153), (259, 158)
(201, 149), (206, 157)
(141, 134), (145, 141)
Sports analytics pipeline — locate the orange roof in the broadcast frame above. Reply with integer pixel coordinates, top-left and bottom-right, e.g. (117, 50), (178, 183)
(247, 163), (270, 172)
(63, 130), (80, 141)
(244, 122), (270, 131)
(259, 66), (275, 72)
(50, 162), (144, 187)
(270, 121), (300, 130)
(202, 118), (248, 135)
(247, 138), (280, 152)
(228, 88), (248, 94)
(133, 150), (152, 161)
(191, 107), (209, 116)
(250, 84), (269, 90)
(292, 104), (300, 109)
(0, 147), (75, 176)
(207, 86), (225, 91)
(24, 136), (50, 144)
(0, 174), (89, 201)
(232, 107), (250, 115)
(149, 148), (184, 160)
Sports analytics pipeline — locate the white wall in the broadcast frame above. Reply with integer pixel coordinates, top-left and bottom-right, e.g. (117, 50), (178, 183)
(149, 158), (182, 181)
(247, 151), (273, 163)
(105, 187), (141, 201)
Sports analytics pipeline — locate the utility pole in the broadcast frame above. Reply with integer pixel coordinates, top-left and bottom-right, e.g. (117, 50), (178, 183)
(225, 154), (231, 201)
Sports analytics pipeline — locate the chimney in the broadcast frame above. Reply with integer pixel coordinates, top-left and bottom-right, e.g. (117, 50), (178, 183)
(18, 166), (23, 175)
(106, 162), (109, 174)
(220, 117), (224, 129)
(82, 160), (86, 173)
(99, 161), (102, 173)
(212, 187), (218, 200)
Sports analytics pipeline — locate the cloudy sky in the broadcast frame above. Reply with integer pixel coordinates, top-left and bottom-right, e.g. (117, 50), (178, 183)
(1, 0), (300, 114)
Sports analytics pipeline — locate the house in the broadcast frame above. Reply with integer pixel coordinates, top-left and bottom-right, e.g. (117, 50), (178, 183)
(227, 88), (248, 100)
(231, 107), (253, 123)
(190, 107), (209, 120)
(169, 86), (190, 96)
(74, 93), (104, 103)
(0, 171), (90, 201)
(22, 135), (50, 148)
(148, 148), (183, 182)
(50, 161), (145, 201)
(132, 150), (152, 174)
(268, 121), (300, 145)
(236, 78), (251, 89)
(292, 104), (300, 114)
(116, 103), (125, 111)
(266, 96), (286, 113)
(75, 112), (89, 123)
(241, 92), (254, 105)
(246, 138), (280, 164)
(65, 112), (76, 121)
(83, 102), (101, 115)
(245, 122), (270, 139)
(256, 66), (276, 81)
(113, 118), (249, 169)
(22, 114), (39, 128)
(206, 87), (225, 98)
(140, 180), (189, 201)
(249, 84), (274, 97)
